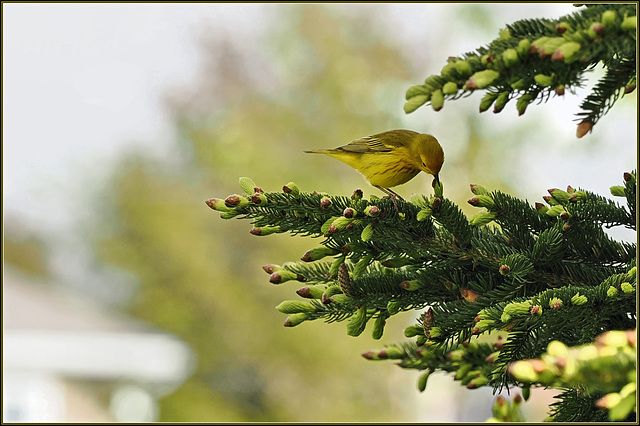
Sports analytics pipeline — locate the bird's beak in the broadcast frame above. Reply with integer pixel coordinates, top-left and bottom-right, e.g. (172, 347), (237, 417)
(434, 173), (440, 185)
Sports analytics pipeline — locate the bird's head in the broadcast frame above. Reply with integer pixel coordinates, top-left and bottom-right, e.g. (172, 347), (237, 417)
(414, 134), (445, 183)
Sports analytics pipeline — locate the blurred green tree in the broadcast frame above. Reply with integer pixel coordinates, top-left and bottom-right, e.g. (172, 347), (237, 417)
(94, 4), (433, 422)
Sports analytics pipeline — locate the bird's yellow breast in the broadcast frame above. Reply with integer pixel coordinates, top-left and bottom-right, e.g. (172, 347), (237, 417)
(325, 149), (420, 188)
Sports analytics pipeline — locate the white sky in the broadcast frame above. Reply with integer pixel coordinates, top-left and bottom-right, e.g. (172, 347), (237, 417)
(5, 3), (607, 232)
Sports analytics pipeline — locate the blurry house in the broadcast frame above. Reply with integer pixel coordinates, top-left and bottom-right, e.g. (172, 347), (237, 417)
(3, 267), (193, 422)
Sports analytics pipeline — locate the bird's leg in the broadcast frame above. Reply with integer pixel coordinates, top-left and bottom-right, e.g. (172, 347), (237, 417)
(374, 185), (402, 212)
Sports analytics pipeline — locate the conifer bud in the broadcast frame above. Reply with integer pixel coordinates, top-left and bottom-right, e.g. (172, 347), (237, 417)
(329, 293), (349, 304)
(320, 285), (342, 304)
(551, 41), (582, 63)
(606, 286), (618, 297)
(361, 223), (374, 242)
(504, 300), (532, 316)
(296, 285), (326, 299)
(404, 324), (424, 338)
(342, 207), (355, 218)
(440, 61), (458, 80)
(499, 265), (510, 275)
(621, 16), (637, 31)
(270, 270), (304, 284)
(347, 305), (368, 337)
(556, 22), (571, 34)
(493, 91), (510, 113)
(301, 246), (338, 262)
(479, 91), (499, 113)
(510, 79), (526, 91)
(205, 197), (231, 212)
(320, 196), (332, 208)
(546, 205), (566, 217)
(431, 89), (444, 111)
(499, 27), (511, 40)
(516, 93), (535, 116)
(571, 293), (588, 305)
(387, 300), (401, 315)
(284, 313), (309, 327)
(470, 183), (489, 195)
(364, 205), (379, 217)
(610, 186), (626, 197)
(404, 95), (429, 114)
(239, 177), (258, 195)
(508, 361), (538, 382)
(626, 266), (636, 281)
(372, 314), (386, 340)
(276, 300), (318, 314)
(469, 211), (496, 226)
(282, 182), (299, 197)
(417, 369), (432, 392)
(601, 10), (617, 28)
(328, 256), (344, 278)
(352, 255), (372, 279)
(568, 191), (586, 202)
(548, 188), (570, 203)
(400, 280), (422, 291)
(576, 120), (592, 138)
(442, 81), (458, 95)
(464, 70), (500, 90)
(224, 194), (249, 208)
(416, 208), (432, 222)
(329, 216), (354, 232)
(431, 197), (442, 209)
(427, 327), (442, 339)
(250, 226), (280, 236)
(589, 22), (605, 36)
(405, 84), (430, 100)
(620, 282), (634, 294)
(555, 85), (565, 96)
(549, 297), (563, 310)
(517, 38), (531, 57)
(530, 305), (542, 316)
(346, 190), (363, 203)
(219, 211), (238, 219)
(467, 195), (495, 209)
(534, 74), (554, 87)
(502, 48), (519, 67)
(472, 320), (493, 334)
(623, 172), (634, 182)
(250, 192), (268, 204)
(454, 59), (473, 77)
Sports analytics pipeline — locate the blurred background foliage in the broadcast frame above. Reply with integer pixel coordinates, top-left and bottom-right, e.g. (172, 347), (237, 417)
(4, 3), (635, 422)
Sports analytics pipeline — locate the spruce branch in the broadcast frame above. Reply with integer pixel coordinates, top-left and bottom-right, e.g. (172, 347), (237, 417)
(404, 4), (637, 137)
(206, 170), (636, 421)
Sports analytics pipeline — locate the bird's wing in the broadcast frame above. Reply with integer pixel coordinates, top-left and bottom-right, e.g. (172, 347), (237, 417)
(339, 130), (419, 153)
(338, 136), (394, 153)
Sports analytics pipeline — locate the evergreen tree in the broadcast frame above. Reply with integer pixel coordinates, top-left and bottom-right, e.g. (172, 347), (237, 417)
(206, 4), (636, 422)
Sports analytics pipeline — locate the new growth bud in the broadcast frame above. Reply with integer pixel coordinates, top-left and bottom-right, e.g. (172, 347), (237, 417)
(464, 70), (500, 90)
(283, 182), (299, 197)
(239, 177), (258, 195)
(225, 194), (249, 208)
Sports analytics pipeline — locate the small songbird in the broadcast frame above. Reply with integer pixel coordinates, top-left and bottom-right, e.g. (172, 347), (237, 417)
(305, 129), (444, 201)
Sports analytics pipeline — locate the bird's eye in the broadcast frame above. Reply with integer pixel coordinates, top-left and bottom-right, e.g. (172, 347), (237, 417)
(422, 161), (427, 167)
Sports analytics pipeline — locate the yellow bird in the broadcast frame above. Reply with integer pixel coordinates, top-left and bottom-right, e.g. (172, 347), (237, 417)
(306, 129), (444, 201)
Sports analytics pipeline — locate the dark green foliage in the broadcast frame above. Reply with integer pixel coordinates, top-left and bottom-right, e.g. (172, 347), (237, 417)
(404, 3), (637, 136)
(206, 169), (636, 421)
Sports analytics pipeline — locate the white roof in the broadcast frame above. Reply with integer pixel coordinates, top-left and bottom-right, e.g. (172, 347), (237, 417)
(3, 268), (193, 385)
